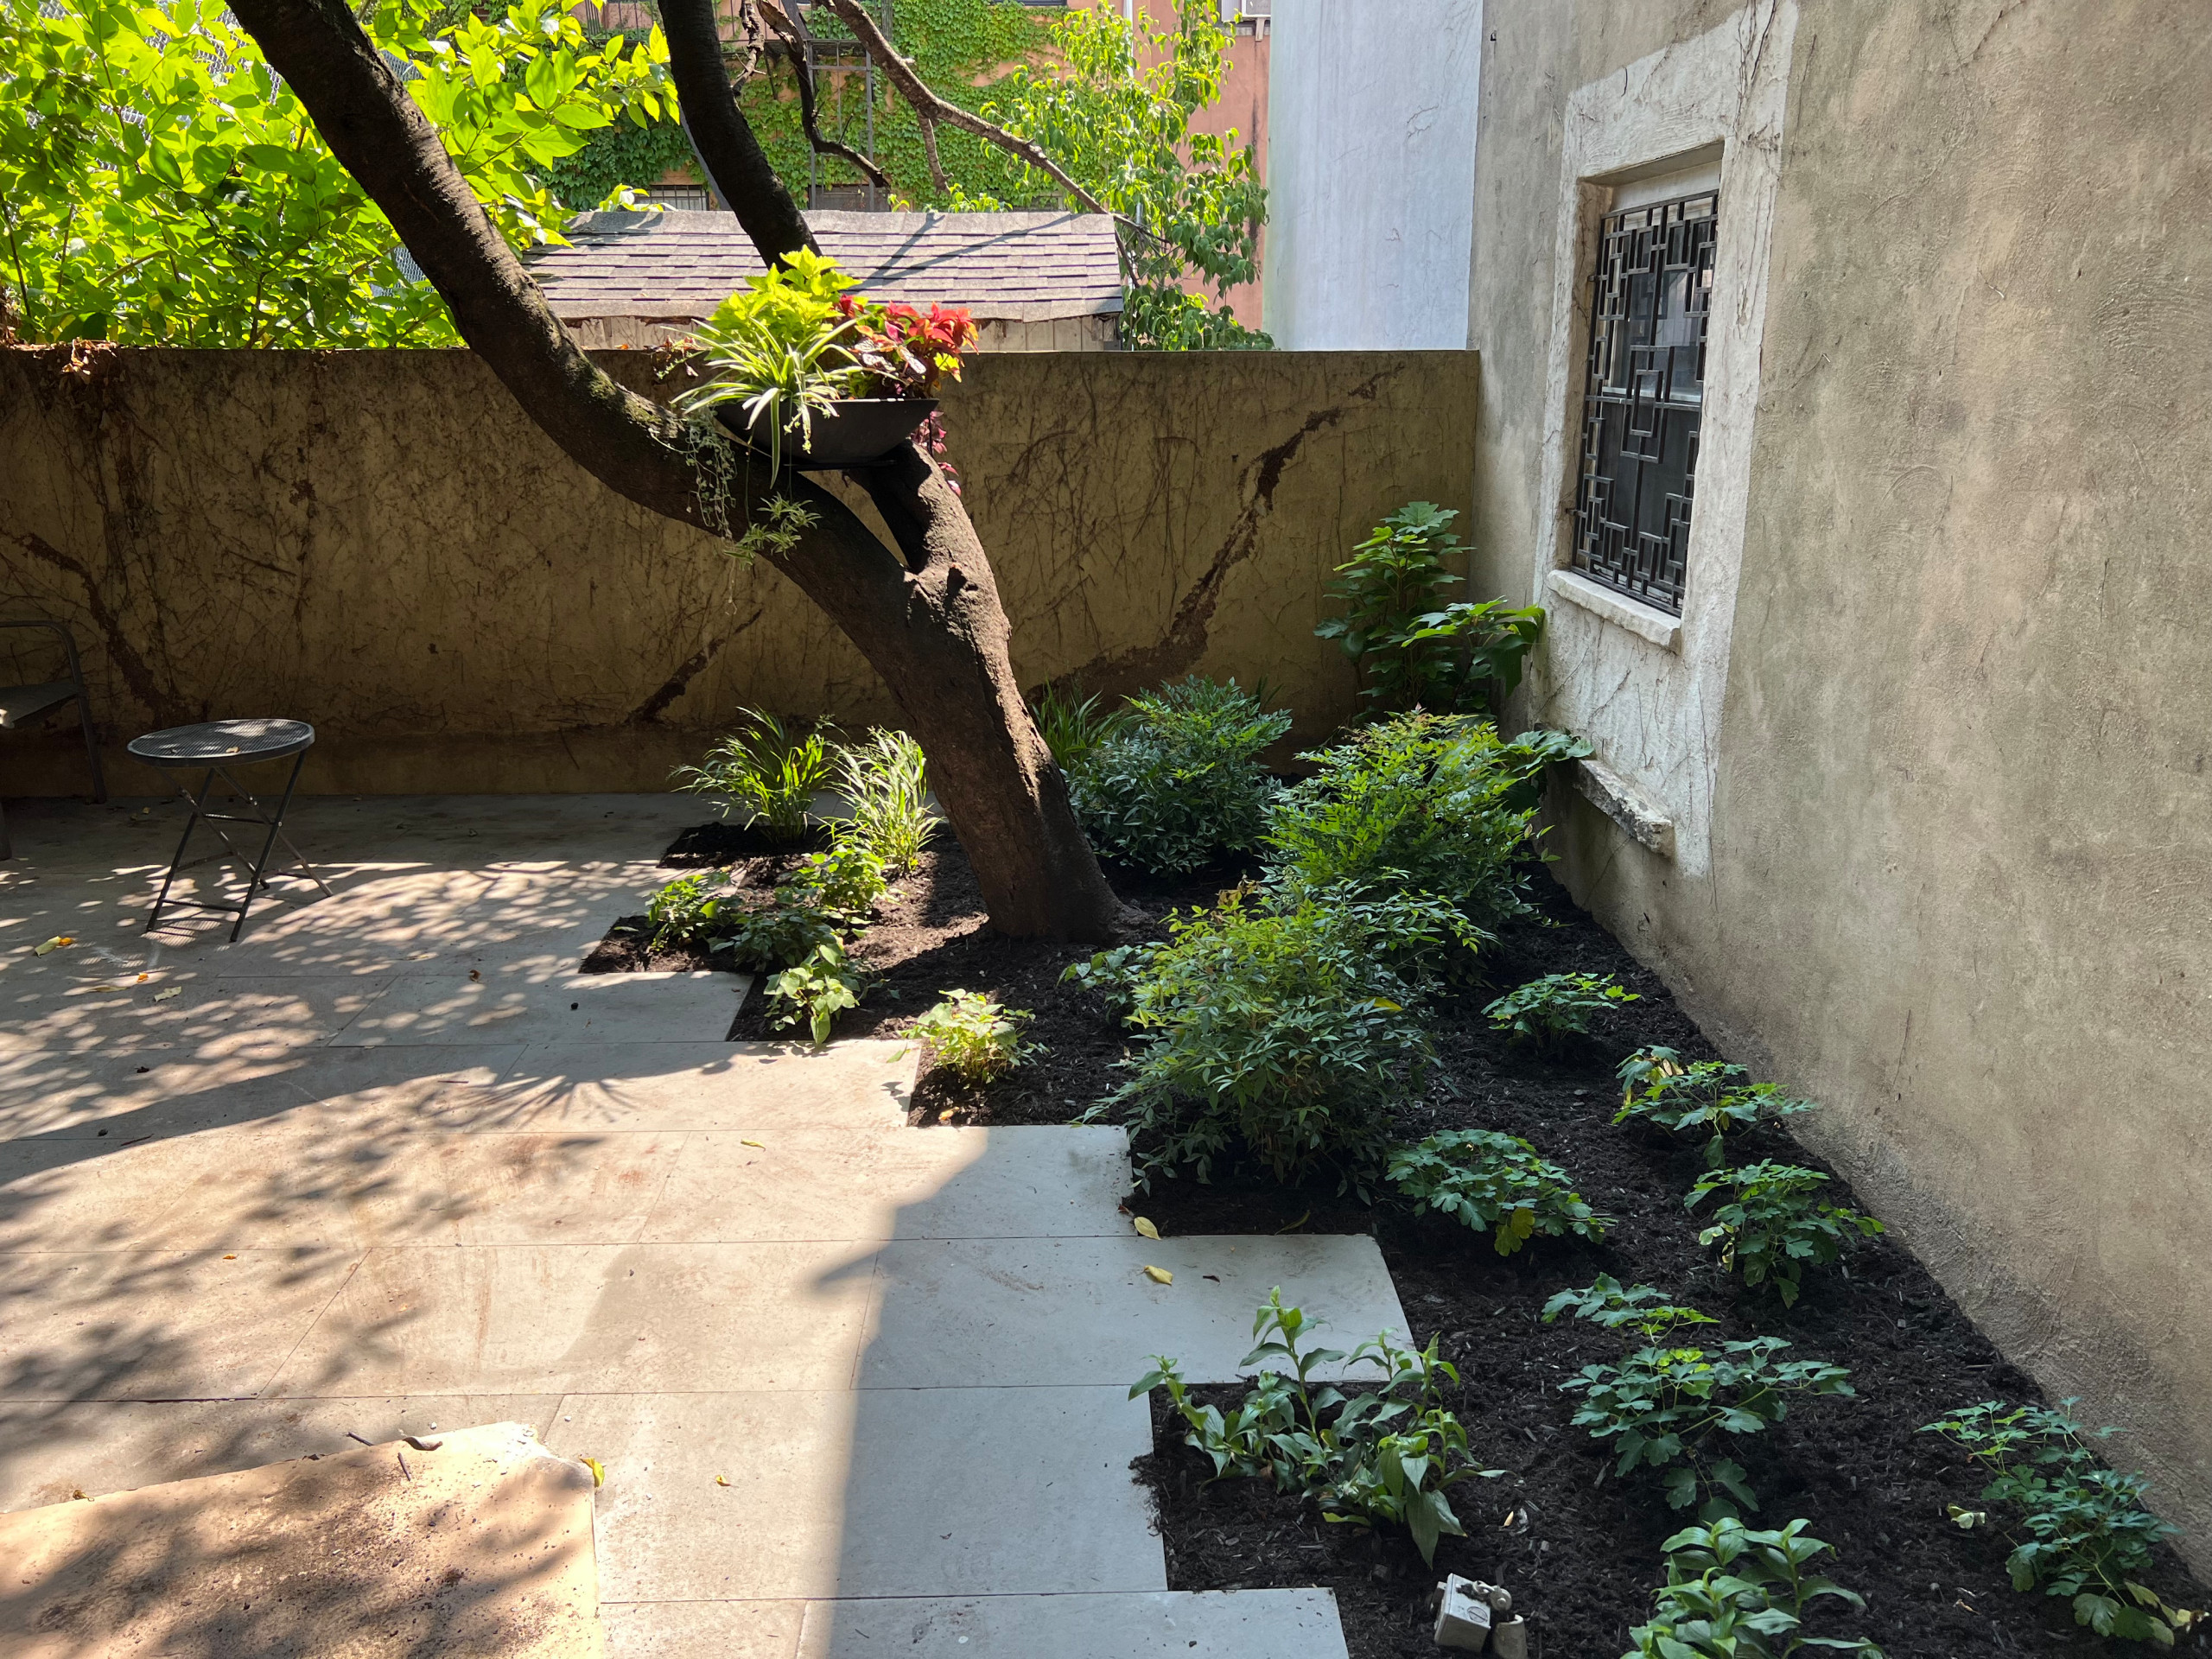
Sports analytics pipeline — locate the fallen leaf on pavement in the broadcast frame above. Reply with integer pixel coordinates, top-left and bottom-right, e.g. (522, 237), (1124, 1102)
(153, 988), (181, 1001)
(1141, 1265), (1173, 1285)
(34, 936), (72, 956)
(715, 1475), (730, 1487)
(741, 1139), (764, 1148)
(1276, 1211), (1310, 1233)
(1132, 1217), (1160, 1240)
(581, 1457), (606, 1488)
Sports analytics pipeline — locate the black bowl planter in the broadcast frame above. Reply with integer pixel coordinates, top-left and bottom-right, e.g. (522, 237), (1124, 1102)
(715, 397), (938, 471)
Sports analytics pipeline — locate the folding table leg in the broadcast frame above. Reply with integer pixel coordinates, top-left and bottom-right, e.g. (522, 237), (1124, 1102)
(229, 753), (319, 941)
(145, 768), (219, 934)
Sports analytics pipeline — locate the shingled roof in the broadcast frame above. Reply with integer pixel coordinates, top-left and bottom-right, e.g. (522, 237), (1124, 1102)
(525, 209), (1125, 325)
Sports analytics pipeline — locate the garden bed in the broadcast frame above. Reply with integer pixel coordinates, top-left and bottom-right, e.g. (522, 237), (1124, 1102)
(605, 829), (2205, 1656)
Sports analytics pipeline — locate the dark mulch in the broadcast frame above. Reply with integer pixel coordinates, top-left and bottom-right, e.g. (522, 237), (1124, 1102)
(593, 830), (2209, 1656)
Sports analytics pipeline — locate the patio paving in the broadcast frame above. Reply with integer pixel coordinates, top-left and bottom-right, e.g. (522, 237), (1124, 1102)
(0, 796), (1401, 1657)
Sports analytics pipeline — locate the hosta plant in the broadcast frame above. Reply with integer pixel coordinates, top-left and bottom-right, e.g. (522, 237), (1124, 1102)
(912, 989), (1034, 1084)
(1686, 1162), (1885, 1307)
(1623, 1516), (1884, 1658)
(1615, 1047), (1819, 1167)
(1387, 1129), (1612, 1256)
(766, 942), (864, 1047)
(1921, 1400), (2201, 1646)
(1132, 1289), (1502, 1566)
(1484, 971), (1640, 1051)
(1544, 1277), (1855, 1516)
(673, 708), (833, 844)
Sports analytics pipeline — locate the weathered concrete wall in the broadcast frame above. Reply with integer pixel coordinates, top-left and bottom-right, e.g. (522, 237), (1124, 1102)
(1262, 0), (1484, 349)
(1471, 0), (2212, 1560)
(0, 348), (1475, 794)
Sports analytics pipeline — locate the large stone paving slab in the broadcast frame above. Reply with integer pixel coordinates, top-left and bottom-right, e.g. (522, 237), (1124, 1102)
(0, 1421), (601, 1659)
(336, 971), (746, 1047)
(798, 1590), (1349, 1657)
(463, 1042), (918, 1133)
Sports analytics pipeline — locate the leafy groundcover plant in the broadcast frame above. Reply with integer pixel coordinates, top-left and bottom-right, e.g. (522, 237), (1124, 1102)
(1687, 1162), (1885, 1307)
(1135, 1290), (1501, 1567)
(766, 942), (863, 1047)
(912, 989), (1034, 1083)
(1485, 971), (1640, 1051)
(1623, 1516), (1885, 1658)
(1074, 886), (1471, 1191)
(1066, 677), (1291, 874)
(1615, 1047), (1820, 1168)
(1544, 1278), (1855, 1516)
(1387, 1128), (1612, 1256)
(1921, 1401), (2202, 1645)
(1265, 711), (1536, 929)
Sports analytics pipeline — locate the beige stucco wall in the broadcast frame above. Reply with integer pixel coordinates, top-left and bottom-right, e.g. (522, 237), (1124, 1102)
(1471, 0), (2212, 1561)
(0, 348), (1474, 794)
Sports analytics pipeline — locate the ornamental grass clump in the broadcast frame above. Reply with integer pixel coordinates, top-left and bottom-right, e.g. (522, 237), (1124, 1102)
(832, 728), (941, 875)
(1264, 711), (1535, 928)
(1921, 1401), (2202, 1645)
(1686, 1161), (1886, 1307)
(1134, 1289), (1503, 1567)
(1065, 676), (1291, 874)
(1388, 1128), (1613, 1256)
(1075, 885), (1470, 1191)
(673, 707), (834, 844)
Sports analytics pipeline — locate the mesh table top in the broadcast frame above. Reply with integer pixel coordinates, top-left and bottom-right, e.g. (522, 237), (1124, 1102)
(127, 719), (315, 766)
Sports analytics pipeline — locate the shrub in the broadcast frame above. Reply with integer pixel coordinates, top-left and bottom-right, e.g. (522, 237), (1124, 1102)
(766, 942), (863, 1046)
(1314, 501), (1545, 716)
(673, 708), (833, 843)
(1388, 1128), (1612, 1256)
(835, 728), (941, 874)
(1624, 1516), (1884, 1658)
(645, 869), (741, 951)
(1544, 1277), (1855, 1515)
(1485, 971), (1639, 1050)
(913, 989), (1034, 1083)
(1265, 712), (1532, 925)
(1921, 1401), (2202, 1644)
(711, 893), (843, 974)
(1133, 1289), (1502, 1566)
(1687, 1162), (1885, 1307)
(785, 839), (889, 918)
(1615, 1047), (1819, 1168)
(1030, 683), (1128, 772)
(1067, 677), (1291, 874)
(1080, 886), (1456, 1190)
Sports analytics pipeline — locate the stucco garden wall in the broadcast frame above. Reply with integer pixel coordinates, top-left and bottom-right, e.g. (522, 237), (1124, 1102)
(0, 348), (1475, 794)
(1471, 0), (2212, 1561)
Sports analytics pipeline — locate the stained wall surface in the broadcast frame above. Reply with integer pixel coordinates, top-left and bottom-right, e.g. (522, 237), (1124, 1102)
(1471, 0), (2212, 1560)
(0, 348), (1475, 794)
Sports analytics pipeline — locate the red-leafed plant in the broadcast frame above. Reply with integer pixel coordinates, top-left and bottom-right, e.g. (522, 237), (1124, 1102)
(838, 294), (979, 398)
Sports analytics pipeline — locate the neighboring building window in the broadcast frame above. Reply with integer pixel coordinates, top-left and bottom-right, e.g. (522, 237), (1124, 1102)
(1571, 189), (1717, 615)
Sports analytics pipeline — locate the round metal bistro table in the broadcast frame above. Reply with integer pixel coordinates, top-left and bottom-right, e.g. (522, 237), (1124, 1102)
(128, 718), (333, 941)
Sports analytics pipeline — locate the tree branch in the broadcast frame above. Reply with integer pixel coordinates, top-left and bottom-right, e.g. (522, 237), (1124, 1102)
(661, 0), (814, 258)
(815, 0), (1111, 216)
(754, 1), (897, 195)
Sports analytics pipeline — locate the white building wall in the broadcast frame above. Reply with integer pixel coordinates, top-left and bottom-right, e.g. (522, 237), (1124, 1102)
(1262, 0), (1484, 349)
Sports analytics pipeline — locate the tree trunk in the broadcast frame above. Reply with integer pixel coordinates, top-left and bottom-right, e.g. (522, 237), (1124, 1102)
(225, 0), (1122, 939)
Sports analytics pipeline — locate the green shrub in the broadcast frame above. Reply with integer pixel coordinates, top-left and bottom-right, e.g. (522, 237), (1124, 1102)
(1388, 1128), (1612, 1255)
(1921, 1401), (2201, 1644)
(1030, 683), (1128, 772)
(1265, 711), (1532, 925)
(835, 728), (941, 874)
(1544, 1277), (1855, 1515)
(1624, 1516), (1884, 1658)
(766, 941), (863, 1046)
(645, 869), (741, 950)
(1615, 1048), (1819, 1168)
(1080, 886), (1456, 1190)
(1313, 501), (1545, 716)
(673, 708), (833, 843)
(913, 988), (1034, 1083)
(1067, 677), (1291, 874)
(1133, 1289), (1502, 1567)
(785, 839), (889, 919)
(1687, 1162), (1885, 1307)
(1485, 971), (1639, 1049)
(711, 893), (843, 974)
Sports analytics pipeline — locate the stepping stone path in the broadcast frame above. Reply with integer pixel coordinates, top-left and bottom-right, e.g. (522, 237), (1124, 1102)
(0, 798), (1408, 1657)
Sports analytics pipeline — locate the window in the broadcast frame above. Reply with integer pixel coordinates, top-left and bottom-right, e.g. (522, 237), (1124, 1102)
(1571, 189), (1717, 616)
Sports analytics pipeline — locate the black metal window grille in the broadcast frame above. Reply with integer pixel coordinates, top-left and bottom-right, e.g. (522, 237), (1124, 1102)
(1571, 189), (1718, 616)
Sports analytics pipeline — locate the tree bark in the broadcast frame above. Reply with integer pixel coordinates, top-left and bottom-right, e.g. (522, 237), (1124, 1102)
(227, 0), (1122, 939)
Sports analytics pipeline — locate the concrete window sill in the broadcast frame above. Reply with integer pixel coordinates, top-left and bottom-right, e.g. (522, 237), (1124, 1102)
(1547, 567), (1683, 651)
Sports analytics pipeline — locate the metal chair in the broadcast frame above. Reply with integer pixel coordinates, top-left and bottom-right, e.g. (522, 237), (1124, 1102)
(0, 618), (106, 860)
